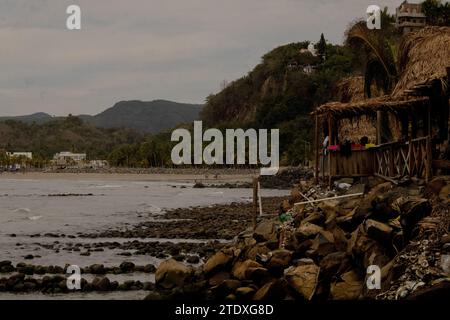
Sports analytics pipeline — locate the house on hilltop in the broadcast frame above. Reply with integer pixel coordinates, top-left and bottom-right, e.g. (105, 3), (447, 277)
(396, 0), (427, 34)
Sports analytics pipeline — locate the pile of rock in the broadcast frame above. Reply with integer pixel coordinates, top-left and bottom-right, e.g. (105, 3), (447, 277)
(151, 176), (450, 300)
(0, 262), (156, 275)
(259, 167), (314, 189)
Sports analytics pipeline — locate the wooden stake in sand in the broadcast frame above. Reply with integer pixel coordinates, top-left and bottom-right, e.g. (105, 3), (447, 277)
(252, 177), (258, 230)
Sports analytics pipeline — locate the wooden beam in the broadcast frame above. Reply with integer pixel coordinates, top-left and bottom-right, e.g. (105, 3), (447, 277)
(315, 115), (319, 185)
(374, 173), (399, 185)
(294, 192), (364, 206)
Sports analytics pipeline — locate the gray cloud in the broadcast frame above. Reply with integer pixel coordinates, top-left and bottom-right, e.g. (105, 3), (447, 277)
(0, 0), (401, 116)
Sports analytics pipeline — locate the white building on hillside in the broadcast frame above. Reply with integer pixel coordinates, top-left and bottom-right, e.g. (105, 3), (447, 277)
(53, 152), (87, 165)
(6, 152), (33, 159)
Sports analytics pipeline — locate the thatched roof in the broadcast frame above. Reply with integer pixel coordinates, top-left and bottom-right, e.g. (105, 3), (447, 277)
(312, 96), (429, 119)
(392, 26), (450, 97)
(335, 76), (365, 103)
(314, 26), (448, 119)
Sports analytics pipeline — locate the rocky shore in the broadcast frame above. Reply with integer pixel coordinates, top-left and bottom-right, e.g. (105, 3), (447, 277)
(0, 194), (287, 298)
(150, 176), (450, 300)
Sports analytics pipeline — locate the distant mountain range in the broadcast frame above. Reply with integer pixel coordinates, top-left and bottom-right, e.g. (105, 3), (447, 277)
(0, 100), (203, 133)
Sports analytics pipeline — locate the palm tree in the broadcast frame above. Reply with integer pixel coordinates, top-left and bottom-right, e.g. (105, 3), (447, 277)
(345, 8), (400, 98)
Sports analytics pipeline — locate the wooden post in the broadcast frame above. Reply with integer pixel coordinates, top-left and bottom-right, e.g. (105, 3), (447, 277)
(314, 115), (319, 185)
(252, 177), (258, 230)
(328, 115), (332, 187)
(376, 111), (382, 145)
(426, 136), (432, 183)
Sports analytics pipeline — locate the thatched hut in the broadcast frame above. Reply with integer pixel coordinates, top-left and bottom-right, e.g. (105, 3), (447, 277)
(312, 26), (450, 184)
(333, 76), (378, 143)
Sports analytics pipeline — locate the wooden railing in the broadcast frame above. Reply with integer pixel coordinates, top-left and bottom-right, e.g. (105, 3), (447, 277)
(329, 150), (374, 178)
(323, 136), (433, 184)
(373, 136), (432, 181)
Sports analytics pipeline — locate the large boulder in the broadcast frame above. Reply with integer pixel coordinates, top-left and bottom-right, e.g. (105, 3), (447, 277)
(155, 259), (192, 290)
(91, 277), (111, 291)
(349, 225), (390, 269)
(253, 221), (279, 243)
(266, 249), (293, 270)
(398, 197), (432, 240)
(319, 252), (351, 278)
(330, 270), (363, 300)
(203, 249), (235, 275)
(365, 219), (393, 244)
(284, 264), (320, 300)
(252, 279), (286, 300)
(232, 260), (263, 280)
(119, 261), (135, 273)
(295, 223), (323, 241)
(424, 177), (447, 196)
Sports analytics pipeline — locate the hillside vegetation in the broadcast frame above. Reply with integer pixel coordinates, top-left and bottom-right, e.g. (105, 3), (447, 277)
(0, 116), (143, 161)
(0, 100), (202, 134)
(201, 39), (362, 164)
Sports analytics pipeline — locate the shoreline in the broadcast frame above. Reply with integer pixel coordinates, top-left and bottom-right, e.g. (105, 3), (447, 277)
(0, 196), (287, 298)
(0, 171), (257, 183)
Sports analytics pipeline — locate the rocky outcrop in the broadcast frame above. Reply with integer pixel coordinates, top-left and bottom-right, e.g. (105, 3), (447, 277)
(150, 176), (449, 300)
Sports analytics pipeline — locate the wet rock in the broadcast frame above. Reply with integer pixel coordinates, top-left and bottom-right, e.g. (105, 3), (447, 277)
(144, 291), (164, 300)
(398, 197), (432, 240)
(143, 264), (156, 273)
(284, 264), (320, 300)
(424, 177), (447, 196)
(0, 261), (14, 273)
(320, 252), (351, 278)
(173, 254), (185, 262)
(89, 264), (106, 275)
(365, 219), (393, 244)
(308, 231), (336, 259)
(186, 255), (200, 264)
(252, 279), (286, 300)
(119, 262), (135, 273)
(349, 225), (390, 269)
(193, 182), (205, 188)
(210, 279), (241, 298)
(235, 287), (256, 299)
(203, 249), (234, 275)
(407, 280), (450, 300)
(330, 270), (363, 300)
(232, 260), (262, 280)
(208, 271), (231, 286)
(295, 223), (323, 241)
(266, 249), (293, 271)
(155, 259), (192, 290)
(301, 212), (325, 226)
(246, 244), (271, 261)
(253, 221), (278, 243)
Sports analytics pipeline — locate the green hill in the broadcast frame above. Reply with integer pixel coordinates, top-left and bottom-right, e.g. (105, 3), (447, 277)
(0, 100), (202, 134)
(87, 100), (202, 133)
(0, 116), (143, 160)
(201, 40), (361, 164)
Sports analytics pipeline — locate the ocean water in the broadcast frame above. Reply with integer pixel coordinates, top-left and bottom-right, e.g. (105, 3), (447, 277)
(0, 176), (288, 299)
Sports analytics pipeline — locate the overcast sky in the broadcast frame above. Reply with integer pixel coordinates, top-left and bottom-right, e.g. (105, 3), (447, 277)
(0, 0), (404, 116)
